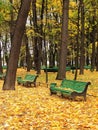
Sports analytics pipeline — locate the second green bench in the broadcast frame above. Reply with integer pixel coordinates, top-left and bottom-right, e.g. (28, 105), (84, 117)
(50, 79), (91, 101)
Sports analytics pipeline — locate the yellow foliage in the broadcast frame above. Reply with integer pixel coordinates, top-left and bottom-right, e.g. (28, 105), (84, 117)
(0, 69), (98, 129)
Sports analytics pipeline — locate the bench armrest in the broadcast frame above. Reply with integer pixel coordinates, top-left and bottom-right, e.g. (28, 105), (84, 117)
(17, 76), (22, 82)
(50, 83), (57, 88)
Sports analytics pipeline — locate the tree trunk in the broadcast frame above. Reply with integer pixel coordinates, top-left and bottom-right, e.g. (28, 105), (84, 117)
(74, 5), (80, 80)
(0, 41), (3, 73)
(91, 7), (96, 71)
(91, 34), (96, 71)
(4, 33), (9, 66)
(32, 0), (40, 74)
(3, 0), (31, 90)
(49, 42), (55, 67)
(86, 41), (90, 66)
(79, 0), (85, 75)
(96, 42), (98, 71)
(24, 33), (32, 71)
(40, 0), (45, 67)
(9, 0), (15, 43)
(56, 0), (69, 80)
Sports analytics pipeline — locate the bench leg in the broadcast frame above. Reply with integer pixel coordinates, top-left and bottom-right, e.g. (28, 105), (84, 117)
(84, 95), (86, 101)
(33, 82), (36, 87)
(50, 90), (56, 95)
(17, 82), (20, 85)
(71, 92), (76, 100)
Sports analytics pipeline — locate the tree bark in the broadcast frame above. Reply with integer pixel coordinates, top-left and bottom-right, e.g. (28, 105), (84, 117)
(3, 0), (31, 90)
(91, 5), (96, 71)
(56, 0), (69, 80)
(9, 0), (16, 43)
(24, 34), (32, 71)
(74, 5), (80, 80)
(32, 0), (40, 74)
(0, 41), (3, 73)
(79, 0), (85, 75)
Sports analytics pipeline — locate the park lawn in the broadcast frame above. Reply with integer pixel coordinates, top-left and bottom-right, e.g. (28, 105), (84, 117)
(0, 69), (98, 130)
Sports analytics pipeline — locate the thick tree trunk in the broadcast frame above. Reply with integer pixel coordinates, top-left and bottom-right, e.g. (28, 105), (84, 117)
(56, 0), (69, 80)
(3, 0), (31, 90)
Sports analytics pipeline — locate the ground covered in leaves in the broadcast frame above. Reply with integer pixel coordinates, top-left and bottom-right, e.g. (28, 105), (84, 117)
(0, 69), (98, 130)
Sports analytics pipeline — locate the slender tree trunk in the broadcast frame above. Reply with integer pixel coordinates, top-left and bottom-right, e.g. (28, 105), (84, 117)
(96, 42), (98, 71)
(9, 0), (15, 43)
(3, 0), (31, 90)
(74, 4), (80, 80)
(40, 0), (45, 66)
(49, 42), (55, 67)
(32, 0), (40, 74)
(0, 41), (3, 73)
(96, 21), (98, 71)
(86, 39), (90, 66)
(91, 33), (96, 71)
(79, 0), (85, 75)
(36, 0), (45, 73)
(4, 33), (9, 66)
(56, 0), (69, 80)
(24, 33), (31, 71)
(91, 7), (96, 71)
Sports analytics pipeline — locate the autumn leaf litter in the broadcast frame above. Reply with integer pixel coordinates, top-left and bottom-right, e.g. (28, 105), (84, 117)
(0, 69), (98, 130)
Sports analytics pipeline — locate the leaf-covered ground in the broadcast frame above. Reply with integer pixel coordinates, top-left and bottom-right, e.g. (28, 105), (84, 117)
(0, 69), (98, 130)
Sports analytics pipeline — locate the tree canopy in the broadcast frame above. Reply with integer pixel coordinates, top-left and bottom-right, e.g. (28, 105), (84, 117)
(0, 0), (98, 89)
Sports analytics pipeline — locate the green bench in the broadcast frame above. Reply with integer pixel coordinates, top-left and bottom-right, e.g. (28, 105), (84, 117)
(84, 65), (91, 70)
(17, 74), (38, 87)
(43, 67), (58, 72)
(50, 79), (91, 101)
(44, 66), (71, 72)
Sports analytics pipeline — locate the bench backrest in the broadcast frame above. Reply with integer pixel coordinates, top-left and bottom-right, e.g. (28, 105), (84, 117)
(25, 74), (37, 81)
(61, 79), (89, 92)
